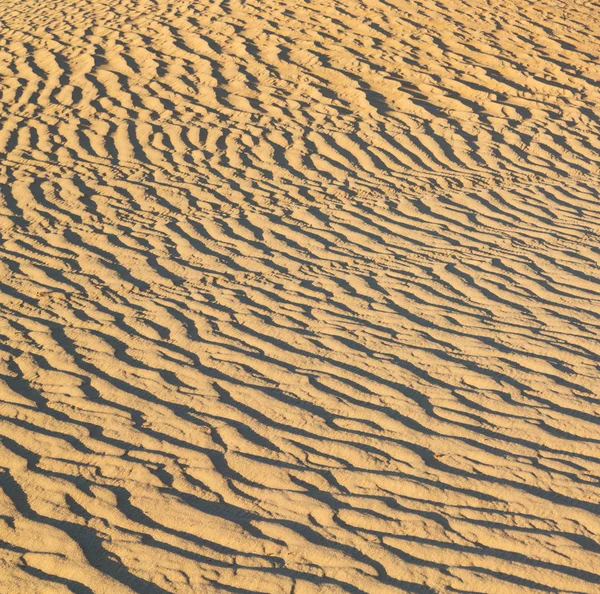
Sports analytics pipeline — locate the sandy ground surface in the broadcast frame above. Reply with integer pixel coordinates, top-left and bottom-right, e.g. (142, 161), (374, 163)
(1, 0), (600, 592)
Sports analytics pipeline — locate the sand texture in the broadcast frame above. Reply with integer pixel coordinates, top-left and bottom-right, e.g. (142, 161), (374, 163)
(1, 0), (600, 591)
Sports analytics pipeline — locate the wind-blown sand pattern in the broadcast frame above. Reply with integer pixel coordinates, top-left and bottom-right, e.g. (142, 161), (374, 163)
(1, 0), (600, 591)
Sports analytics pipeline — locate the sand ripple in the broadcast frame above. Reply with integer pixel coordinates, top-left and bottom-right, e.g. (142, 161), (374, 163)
(1, 0), (600, 592)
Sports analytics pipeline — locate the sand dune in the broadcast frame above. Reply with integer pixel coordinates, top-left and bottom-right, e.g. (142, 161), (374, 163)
(1, 0), (600, 591)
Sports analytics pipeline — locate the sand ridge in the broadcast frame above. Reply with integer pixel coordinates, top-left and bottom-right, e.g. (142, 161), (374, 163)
(1, 0), (600, 591)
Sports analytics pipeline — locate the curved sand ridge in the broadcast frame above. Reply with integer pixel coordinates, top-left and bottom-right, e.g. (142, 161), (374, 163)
(1, 0), (600, 592)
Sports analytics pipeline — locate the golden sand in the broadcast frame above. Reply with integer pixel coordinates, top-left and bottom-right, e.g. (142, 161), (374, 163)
(1, 0), (600, 591)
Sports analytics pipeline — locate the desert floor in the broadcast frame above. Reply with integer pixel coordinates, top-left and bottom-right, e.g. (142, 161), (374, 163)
(0, 0), (600, 592)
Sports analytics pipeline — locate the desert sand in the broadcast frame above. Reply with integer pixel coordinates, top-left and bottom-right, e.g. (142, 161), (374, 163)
(0, 0), (599, 591)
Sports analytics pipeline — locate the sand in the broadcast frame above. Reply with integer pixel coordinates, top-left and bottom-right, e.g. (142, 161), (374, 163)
(0, 0), (599, 591)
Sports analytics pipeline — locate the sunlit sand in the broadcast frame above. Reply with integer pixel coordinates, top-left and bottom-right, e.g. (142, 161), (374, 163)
(1, 0), (599, 591)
